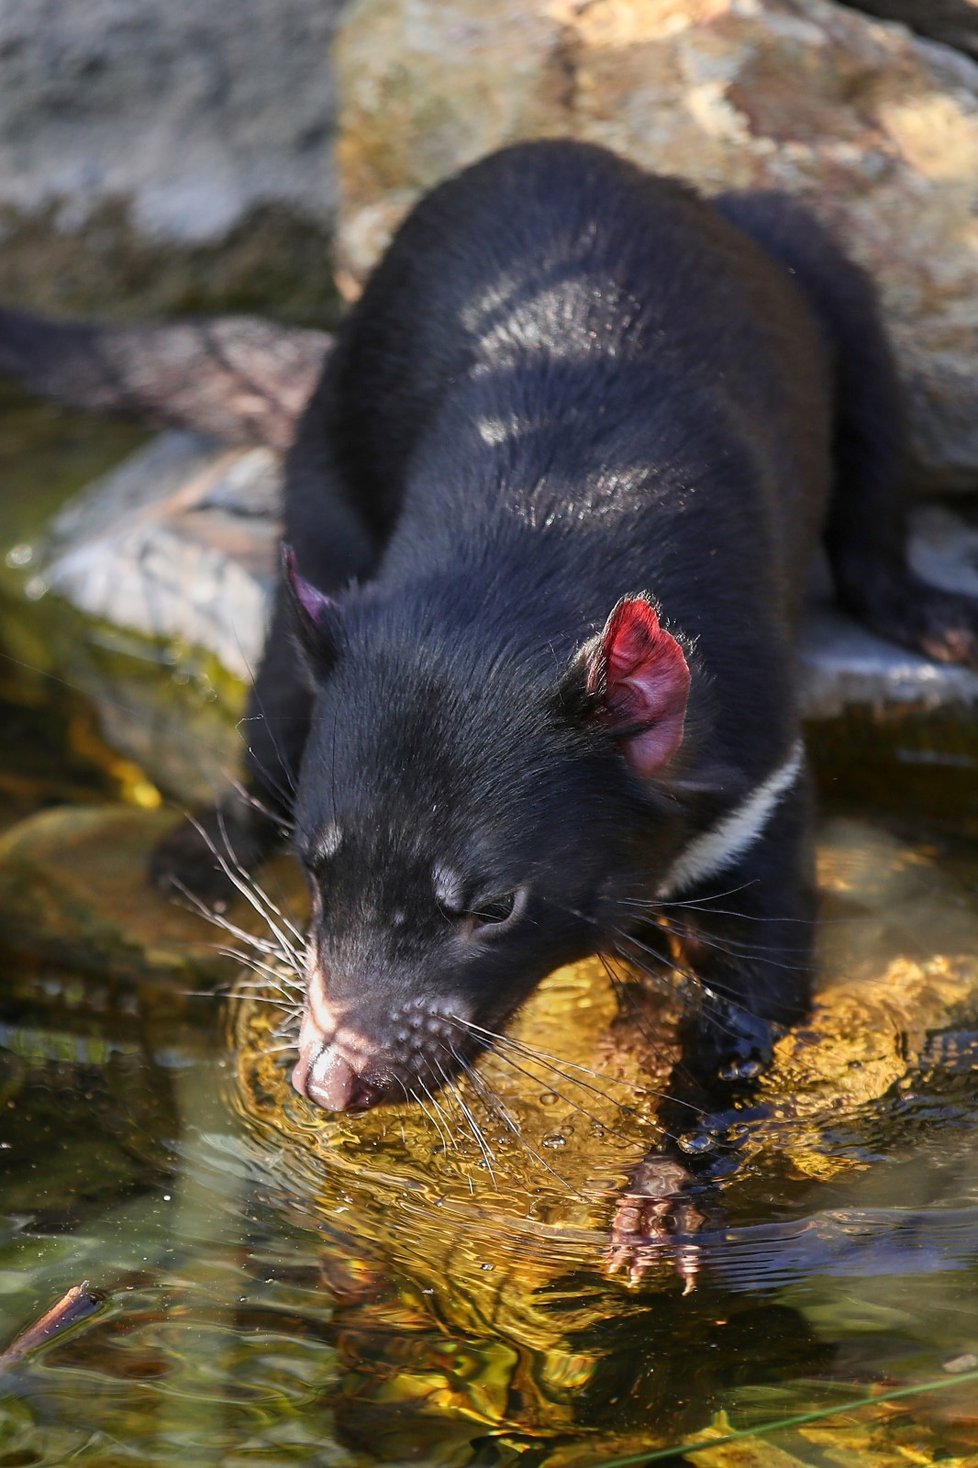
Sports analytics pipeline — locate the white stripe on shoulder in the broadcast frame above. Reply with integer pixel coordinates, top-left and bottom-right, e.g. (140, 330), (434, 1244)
(657, 738), (806, 900)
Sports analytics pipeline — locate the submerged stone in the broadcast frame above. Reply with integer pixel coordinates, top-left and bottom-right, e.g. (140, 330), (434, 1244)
(0, 803), (305, 986)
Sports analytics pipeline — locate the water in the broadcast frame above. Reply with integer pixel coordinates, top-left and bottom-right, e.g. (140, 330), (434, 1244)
(1, 404), (977, 1466)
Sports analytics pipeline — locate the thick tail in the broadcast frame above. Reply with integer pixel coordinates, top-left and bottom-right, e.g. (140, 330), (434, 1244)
(716, 191), (978, 669)
(0, 306), (330, 451)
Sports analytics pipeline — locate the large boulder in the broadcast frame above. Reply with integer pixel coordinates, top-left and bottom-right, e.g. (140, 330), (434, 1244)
(335, 0), (978, 492)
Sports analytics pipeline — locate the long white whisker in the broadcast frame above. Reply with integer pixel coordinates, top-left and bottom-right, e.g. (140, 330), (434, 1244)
(227, 776), (295, 833)
(456, 1050), (584, 1199)
(211, 811), (305, 966)
(169, 876), (295, 963)
(218, 948), (304, 991)
(435, 1061), (497, 1185)
(627, 915), (813, 972)
(449, 1014), (701, 1115)
(413, 1080), (455, 1154)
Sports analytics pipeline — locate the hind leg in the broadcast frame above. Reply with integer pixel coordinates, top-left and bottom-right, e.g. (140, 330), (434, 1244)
(829, 495), (978, 669)
(823, 301), (978, 666)
(718, 188), (978, 667)
(827, 266), (978, 660)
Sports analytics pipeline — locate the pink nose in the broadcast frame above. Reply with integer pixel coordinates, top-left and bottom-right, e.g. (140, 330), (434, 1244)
(292, 1041), (384, 1112)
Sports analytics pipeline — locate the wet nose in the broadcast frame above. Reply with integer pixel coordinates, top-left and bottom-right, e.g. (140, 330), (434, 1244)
(292, 1040), (385, 1112)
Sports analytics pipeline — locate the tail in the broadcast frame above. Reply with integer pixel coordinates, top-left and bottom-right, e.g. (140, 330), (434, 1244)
(716, 191), (978, 670)
(0, 306), (331, 451)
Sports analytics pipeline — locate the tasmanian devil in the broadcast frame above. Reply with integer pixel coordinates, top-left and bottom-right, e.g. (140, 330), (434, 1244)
(6, 141), (978, 1235)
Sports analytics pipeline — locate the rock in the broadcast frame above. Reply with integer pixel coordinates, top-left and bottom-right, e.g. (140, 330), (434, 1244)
(0, 0), (343, 244)
(43, 631), (248, 810)
(799, 604), (978, 719)
(0, 803), (306, 985)
(334, 0), (978, 491)
(0, 0), (345, 319)
(9, 429), (283, 804)
(799, 502), (978, 718)
(41, 430), (282, 682)
(0, 804), (227, 983)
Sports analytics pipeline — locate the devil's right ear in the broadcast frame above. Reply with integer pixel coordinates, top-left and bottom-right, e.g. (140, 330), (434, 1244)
(282, 545), (344, 682)
(557, 594), (690, 778)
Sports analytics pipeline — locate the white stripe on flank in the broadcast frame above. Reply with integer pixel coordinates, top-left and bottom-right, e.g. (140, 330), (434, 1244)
(657, 738), (806, 900)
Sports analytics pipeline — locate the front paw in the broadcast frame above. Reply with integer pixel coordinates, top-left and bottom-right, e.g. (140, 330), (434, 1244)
(606, 1157), (708, 1289)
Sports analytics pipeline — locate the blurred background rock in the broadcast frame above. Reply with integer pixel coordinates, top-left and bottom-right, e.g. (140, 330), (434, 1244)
(0, 0), (348, 324)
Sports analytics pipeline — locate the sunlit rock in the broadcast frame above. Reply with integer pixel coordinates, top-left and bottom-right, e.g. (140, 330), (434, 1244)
(335, 0), (978, 491)
(43, 430), (281, 682)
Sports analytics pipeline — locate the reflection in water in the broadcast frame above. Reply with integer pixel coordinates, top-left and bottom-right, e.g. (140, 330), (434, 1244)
(1, 810), (977, 1464)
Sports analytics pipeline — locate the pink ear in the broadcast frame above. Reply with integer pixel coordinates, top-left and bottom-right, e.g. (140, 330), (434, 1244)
(282, 545), (337, 631)
(588, 597), (690, 776)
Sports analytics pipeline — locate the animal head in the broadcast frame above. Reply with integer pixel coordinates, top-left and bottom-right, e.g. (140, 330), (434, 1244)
(283, 550), (691, 1112)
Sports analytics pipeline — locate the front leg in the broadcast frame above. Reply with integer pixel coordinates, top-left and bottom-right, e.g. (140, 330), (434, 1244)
(150, 581), (317, 903)
(151, 368), (381, 903)
(608, 778), (816, 1283)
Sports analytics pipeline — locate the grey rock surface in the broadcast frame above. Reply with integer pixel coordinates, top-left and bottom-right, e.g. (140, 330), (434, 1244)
(800, 504), (978, 717)
(0, 0), (345, 241)
(799, 605), (978, 719)
(43, 430), (281, 681)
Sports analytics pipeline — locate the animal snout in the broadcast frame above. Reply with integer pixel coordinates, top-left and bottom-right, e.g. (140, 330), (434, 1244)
(292, 1039), (385, 1112)
(291, 991), (474, 1113)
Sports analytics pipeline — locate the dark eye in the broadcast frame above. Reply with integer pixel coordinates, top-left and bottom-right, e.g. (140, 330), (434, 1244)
(474, 893), (516, 923)
(469, 888), (526, 929)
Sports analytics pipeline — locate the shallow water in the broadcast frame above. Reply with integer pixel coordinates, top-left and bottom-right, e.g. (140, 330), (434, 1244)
(1, 407), (977, 1466)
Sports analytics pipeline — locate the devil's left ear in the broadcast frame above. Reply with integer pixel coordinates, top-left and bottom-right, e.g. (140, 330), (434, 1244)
(282, 545), (343, 678)
(559, 595), (690, 777)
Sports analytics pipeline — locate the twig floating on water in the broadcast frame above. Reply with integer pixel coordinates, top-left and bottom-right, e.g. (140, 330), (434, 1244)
(0, 1280), (103, 1368)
